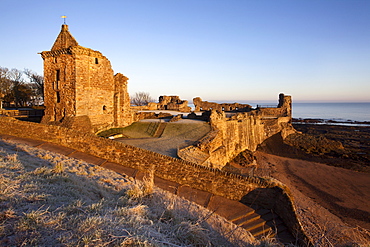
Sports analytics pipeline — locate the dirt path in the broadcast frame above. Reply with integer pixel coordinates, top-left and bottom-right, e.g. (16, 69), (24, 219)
(255, 151), (370, 230)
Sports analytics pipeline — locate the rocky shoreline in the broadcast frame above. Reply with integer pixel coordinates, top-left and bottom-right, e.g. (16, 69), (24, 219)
(292, 118), (370, 126)
(291, 121), (370, 172)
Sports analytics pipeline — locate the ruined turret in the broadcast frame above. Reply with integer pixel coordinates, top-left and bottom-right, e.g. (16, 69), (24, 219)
(40, 25), (133, 132)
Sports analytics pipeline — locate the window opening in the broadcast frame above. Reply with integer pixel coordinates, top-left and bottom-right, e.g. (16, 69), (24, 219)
(95, 58), (99, 64)
(56, 92), (61, 103)
(55, 70), (60, 90)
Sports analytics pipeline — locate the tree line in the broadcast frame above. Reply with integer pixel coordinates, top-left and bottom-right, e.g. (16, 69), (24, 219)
(0, 67), (44, 108)
(0, 66), (155, 108)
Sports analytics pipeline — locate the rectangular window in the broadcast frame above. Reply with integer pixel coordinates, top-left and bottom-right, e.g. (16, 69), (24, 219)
(95, 58), (99, 64)
(56, 92), (61, 103)
(56, 69), (60, 81)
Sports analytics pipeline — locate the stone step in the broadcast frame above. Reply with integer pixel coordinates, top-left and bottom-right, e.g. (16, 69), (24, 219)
(153, 122), (167, 138)
(228, 207), (255, 223)
(240, 217), (266, 231)
(232, 211), (260, 226)
(249, 224), (274, 237)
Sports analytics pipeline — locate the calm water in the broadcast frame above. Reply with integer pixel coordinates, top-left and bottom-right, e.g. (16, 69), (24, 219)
(292, 103), (370, 122)
(191, 102), (370, 122)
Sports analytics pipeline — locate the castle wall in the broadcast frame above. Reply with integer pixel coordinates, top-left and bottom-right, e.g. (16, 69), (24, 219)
(114, 73), (133, 127)
(179, 94), (295, 168)
(42, 52), (77, 123)
(148, 95), (191, 112)
(193, 97), (252, 112)
(74, 49), (115, 130)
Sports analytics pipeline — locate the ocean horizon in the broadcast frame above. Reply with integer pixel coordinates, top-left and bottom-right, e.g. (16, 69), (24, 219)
(190, 102), (370, 122)
(291, 103), (370, 122)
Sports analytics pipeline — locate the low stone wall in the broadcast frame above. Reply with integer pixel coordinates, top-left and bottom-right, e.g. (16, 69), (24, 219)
(0, 117), (272, 199)
(0, 117), (310, 245)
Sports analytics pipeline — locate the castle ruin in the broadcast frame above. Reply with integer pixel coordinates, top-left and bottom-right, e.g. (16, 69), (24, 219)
(147, 95), (191, 112)
(39, 25), (295, 169)
(179, 94), (294, 168)
(40, 25), (133, 132)
(193, 97), (253, 112)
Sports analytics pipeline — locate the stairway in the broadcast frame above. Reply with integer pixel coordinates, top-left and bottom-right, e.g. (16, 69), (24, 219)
(205, 195), (295, 243)
(153, 122), (167, 138)
(227, 205), (295, 243)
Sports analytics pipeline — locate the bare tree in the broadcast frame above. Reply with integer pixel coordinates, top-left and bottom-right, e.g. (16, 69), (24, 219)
(8, 68), (26, 108)
(0, 67), (12, 106)
(24, 69), (44, 105)
(131, 92), (155, 106)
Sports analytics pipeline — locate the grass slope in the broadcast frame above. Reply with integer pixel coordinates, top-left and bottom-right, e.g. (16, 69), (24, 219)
(0, 139), (280, 247)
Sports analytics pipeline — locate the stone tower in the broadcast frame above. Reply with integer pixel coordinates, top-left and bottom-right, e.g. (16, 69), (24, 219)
(40, 25), (133, 132)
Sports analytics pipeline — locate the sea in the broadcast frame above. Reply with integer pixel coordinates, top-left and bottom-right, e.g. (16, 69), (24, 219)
(190, 102), (370, 123)
(291, 103), (370, 122)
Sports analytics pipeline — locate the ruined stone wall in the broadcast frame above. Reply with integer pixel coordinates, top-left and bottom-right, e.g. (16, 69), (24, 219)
(257, 94), (292, 118)
(179, 94), (295, 168)
(114, 73), (133, 127)
(193, 97), (252, 112)
(74, 48), (116, 131)
(149, 96), (191, 112)
(41, 52), (77, 123)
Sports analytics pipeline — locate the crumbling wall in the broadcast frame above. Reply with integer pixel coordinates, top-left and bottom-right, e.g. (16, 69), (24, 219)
(179, 94), (295, 168)
(256, 93), (292, 118)
(148, 96), (191, 112)
(193, 97), (252, 112)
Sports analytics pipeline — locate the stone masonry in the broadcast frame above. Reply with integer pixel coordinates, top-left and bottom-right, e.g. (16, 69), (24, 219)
(148, 95), (191, 112)
(40, 25), (133, 132)
(179, 94), (295, 168)
(193, 97), (252, 112)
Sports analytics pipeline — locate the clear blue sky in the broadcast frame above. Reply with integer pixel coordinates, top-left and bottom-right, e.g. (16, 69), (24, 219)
(1, 0), (369, 103)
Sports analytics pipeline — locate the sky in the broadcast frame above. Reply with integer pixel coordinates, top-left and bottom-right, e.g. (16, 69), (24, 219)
(1, 0), (369, 103)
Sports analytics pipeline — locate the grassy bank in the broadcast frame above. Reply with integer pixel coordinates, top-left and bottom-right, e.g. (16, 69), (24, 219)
(0, 139), (280, 246)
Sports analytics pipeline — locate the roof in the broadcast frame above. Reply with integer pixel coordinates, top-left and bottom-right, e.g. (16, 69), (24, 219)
(51, 25), (78, 51)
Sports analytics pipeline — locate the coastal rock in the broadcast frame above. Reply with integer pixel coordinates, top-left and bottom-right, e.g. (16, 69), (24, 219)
(284, 133), (344, 155)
